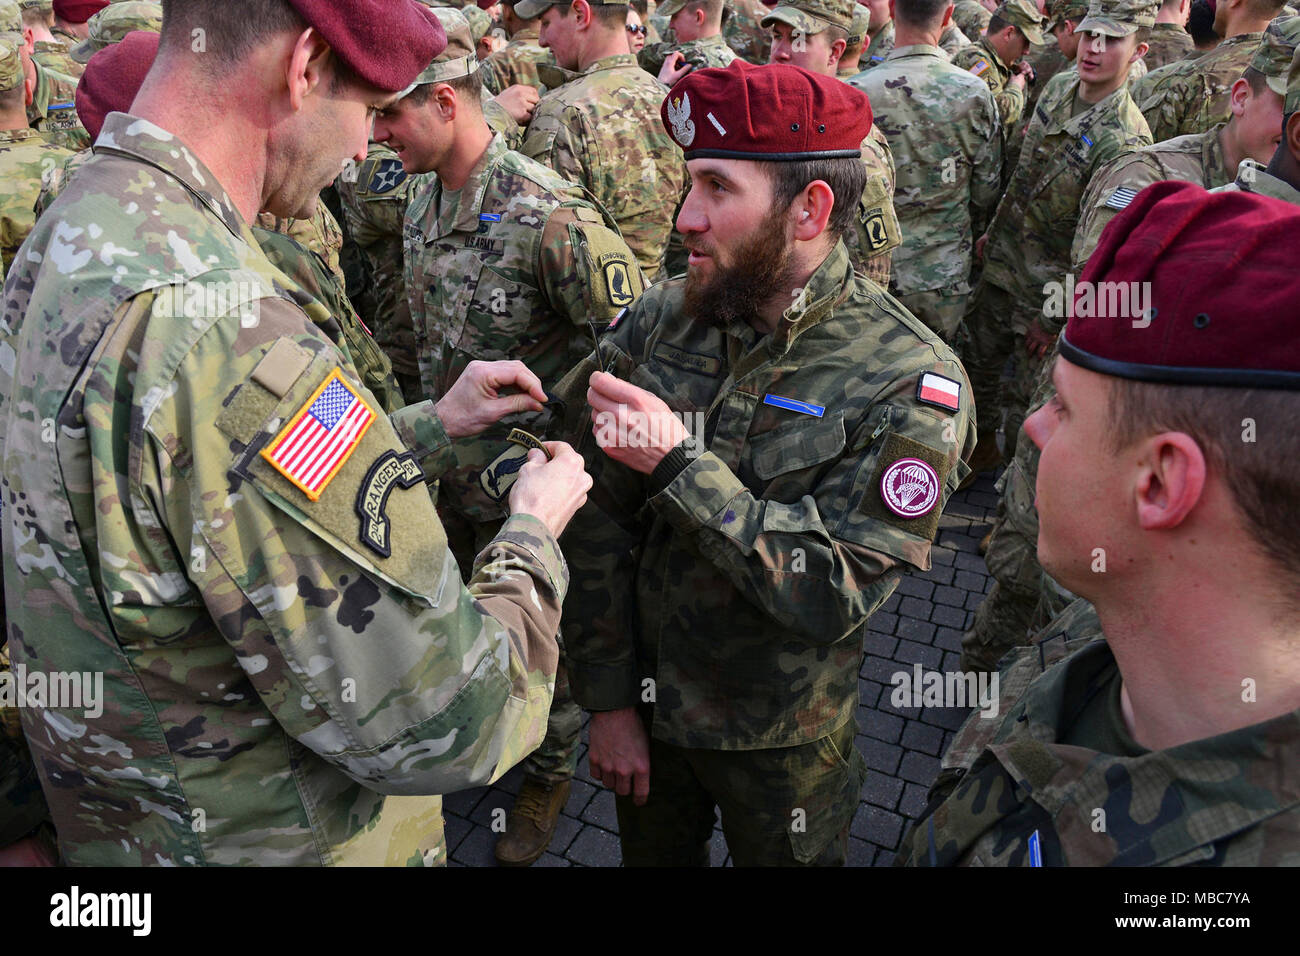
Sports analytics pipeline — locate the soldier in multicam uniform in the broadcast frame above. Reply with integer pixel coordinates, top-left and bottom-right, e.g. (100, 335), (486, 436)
(481, 0), (555, 92)
(859, 0), (894, 65)
(554, 59), (974, 866)
(1133, 0), (1284, 140)
(638, 0), (737, 76)
(1144, 0), (1193, 67)
(852, 0), (1002, 340)
(370, 7), (643, 866)
(1074, 15), (1298, 266)
(0, 0), (87, 149)
(519, 0), (685, 281)
(953, 0), (992, 38)
(766, 0), (902, 285)
(67, 0), (158, 65)
(20, 0), (79, 77)
(0, 37), (72, 275)
(951, 0), (1045, 133)
(723, 0), (772, 62)
(903, 182), (1300, 867)
(1212, 41), (1300, 200)
(0, 0), (593, 867)
(960, 0), (1152, 472)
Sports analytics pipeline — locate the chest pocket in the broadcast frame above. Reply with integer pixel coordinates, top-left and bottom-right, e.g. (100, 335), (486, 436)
(747, 410), (846, 492)
(461, 264), (530, 359)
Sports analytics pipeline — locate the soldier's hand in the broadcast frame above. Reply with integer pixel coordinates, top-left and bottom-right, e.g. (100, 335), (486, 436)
(587, 371), (690, 474)
(974, 232), (988, 262)
(1025, 319), (1054, 359)
(588, 707), (651, 806)
(494, 84), (540, 124)
(435, 360), (547, 439)
(508, 442), (593, 539)
(658, 52), (693, 86)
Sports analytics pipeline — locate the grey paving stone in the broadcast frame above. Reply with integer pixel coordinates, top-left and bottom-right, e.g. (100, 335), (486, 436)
(858, 678), (882, 709)
(868, 610), (899, 634)
(852, 804), (904, 850)
(901, 719), (945, 756)
(933, 584), (966, 606)
(563, 778), (597, 818)
(965, 589), (988, 611)
(899, 750), (942, 786)
(442, 786), (485, 819)
(919, 563), (955, 585)
(534, 852), (572, 867)
(550, 812), (584, 856)
(900, 782), (930, 819)
(566, 826), (623, 867)
(443, 813), (472, 855)
(923, 704), (975, 731)
(858, 735), (903, 774)
(847, 836), (877, 867)
(451, 826), (499, 867)
(895, 616), (937, 643)
(861, 708), (903, 744)
(931, 603), (968, 629)
(954, 569), (988, 592)
(863, 630), (897, 658)
(930, 545), (957, 566)
(935, 626), (965, 652)
(897, 576), (935, 599)
(709, 829), (728, 866)
(954, 551), (989, 573)
(898, 595), (932, 620)
(860, 770), (905, 811)
(580, 788), (620, 831)
(895, 638), (943, 668)
(862, 654), (903, 684)
(881, 592), (901, 613)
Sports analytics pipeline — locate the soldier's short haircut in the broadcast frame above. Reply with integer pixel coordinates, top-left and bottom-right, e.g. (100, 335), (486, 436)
(160, 0), (308, 66)
(760, 156), (868, 243)
(680, 0), (725, 24)
(1186, 0), (1216, 44)
(1247, 0), (1286, 16)
(1241, 66), (1270, 95)
(1133, 25), (1151, 44)
(895, 0), (954, 29)
(1107, 379), (1300, 583)
(405, 70), (483, 108)
(986, 13), (1009, 34)
(556, 0), (632, 28)
(22, 5), (54, 28)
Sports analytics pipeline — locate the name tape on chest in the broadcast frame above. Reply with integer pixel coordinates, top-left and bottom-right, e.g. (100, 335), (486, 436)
(261, 369), (376, 501)
(916, 372), (962, 412)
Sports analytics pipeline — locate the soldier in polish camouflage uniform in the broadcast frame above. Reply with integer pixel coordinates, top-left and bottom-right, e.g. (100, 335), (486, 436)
(1133, 0), (1285, 140)
(519, 0), (685, 281)
(67, 0), (158, 64)
(0, 37), (72, 275)
(1143, 0), (1193, 68)
(0, 0), (591, 868)
(951, 0), (1046, 130)
(765, 0), (902, 285)
(557, 60), (974, 867)
(851, 0), (1002, 340)
(638, 0), (737, 75)
(723, 0), (772, 62)
(481, 0), (555, 93)
(960, 0), (1152, 466)
(1073, 16), (1299, 267)
(904, 183), (1300, 866)
(375, 8), (643, 866)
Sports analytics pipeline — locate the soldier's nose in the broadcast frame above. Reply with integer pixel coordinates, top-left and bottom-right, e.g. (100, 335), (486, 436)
(1023, 405), (1054, 451)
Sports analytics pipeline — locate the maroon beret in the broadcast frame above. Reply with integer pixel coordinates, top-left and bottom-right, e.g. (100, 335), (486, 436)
(1063, 180), (1300, 389)
(75, 30), (159, 140)
(661, 59), (872, 161)
(476, 0), (499, 8)
(285, 0), (446, 93)
(52, 0), (110, 23)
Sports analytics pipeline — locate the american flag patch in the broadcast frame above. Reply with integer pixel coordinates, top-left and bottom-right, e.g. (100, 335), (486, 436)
(916, 372), (962, 412)
(261, 370), (376, 501)
(969, 58), (990, 76)
(1104, 185), (1138, 211)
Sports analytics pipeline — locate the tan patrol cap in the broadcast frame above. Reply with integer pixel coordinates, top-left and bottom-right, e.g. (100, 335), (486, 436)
(0, 35), (19, 91)
(1045, 0), (1088, 30)
(1250, 14), (1300, 97)
(995, 0), (1046, 45)
(761, 0), (856, 36)
(847, 2), (869, 44)
(514, 0), (627, 20)
(1285, 37), (1300, 113)
(0, 0), (21, 35)
(405, 6), (478, 90)
(70, 0), (161, 64)
(1073, 0), (1157, 38)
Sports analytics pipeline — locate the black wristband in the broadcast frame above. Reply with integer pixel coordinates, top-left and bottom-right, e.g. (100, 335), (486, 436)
(650, 440), (693, 495)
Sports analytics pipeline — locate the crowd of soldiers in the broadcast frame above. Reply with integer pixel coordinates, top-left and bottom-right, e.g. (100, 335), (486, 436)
(0, 0), (1295, 869)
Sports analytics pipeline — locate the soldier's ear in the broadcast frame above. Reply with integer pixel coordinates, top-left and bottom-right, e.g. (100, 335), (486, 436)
(287, 27), (331, 110)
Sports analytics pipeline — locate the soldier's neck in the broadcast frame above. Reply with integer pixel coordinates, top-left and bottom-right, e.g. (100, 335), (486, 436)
(1223, 13), (1273, 38)
(892, 24), (944, 48)
(1078, 70), (1130, 104)
(1220, 121), (1246, 177)
(437, 119), (494, 192)
(868, 19), (892, 40)
(575, 29), (633, 71)
(28, 23), (55, 43)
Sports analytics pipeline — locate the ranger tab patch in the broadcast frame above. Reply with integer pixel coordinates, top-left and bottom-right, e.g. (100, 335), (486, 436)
(261, 369), (375, 501)
(356, 451), (424, 557)
(479, 430), (551, 502)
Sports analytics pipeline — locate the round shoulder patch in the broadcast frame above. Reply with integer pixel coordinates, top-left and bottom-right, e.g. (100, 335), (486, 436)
(880, 458), (940, 519)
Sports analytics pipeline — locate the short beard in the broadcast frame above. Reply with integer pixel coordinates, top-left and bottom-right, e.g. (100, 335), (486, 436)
(681, 208), (799, 328)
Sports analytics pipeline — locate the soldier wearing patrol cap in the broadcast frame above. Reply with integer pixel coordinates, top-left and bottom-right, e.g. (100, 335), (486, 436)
(481, 0), (556, 93)
(518, 0), (686, 281)
(1, 0), (594, 867)
(556, 59), (974, 866)
(0, 34), (72, 275)
(67, 0), (158, 63)
(960, 0), (1152, 473)
(837, 2), (871, 74)
(20, 0), (81, 77)
(638, 0), (737, 78)
(951, 0), (1046, 131)
(1145, 0), (1193, 68)
(370, 7), (644, 865)
(1134, 0), (1285, 140)
(0, 0), (88, 149)
(765, 0), (902, 286)
(902, 181), (1300, 867)
(1213, 29), (1300, 201)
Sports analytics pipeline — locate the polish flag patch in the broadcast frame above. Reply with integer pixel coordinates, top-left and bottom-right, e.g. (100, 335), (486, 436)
(916, 373), (962, 412)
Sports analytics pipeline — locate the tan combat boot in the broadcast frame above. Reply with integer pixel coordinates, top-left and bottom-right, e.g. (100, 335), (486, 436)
(493, 776), (570, 866)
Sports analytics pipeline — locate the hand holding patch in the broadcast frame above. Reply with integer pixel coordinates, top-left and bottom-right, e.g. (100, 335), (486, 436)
(587, 371), (690, 475)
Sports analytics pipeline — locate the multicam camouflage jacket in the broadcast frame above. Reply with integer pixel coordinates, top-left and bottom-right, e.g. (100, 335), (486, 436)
(522, 52), (686, 282)
(0, 127), (72, 277)
(33, 37), (82, 79)
(25, 59), (88, 151)
(852, 44), (1002, 296)
(1212, 156), (1300, 205)
(403, 132), (644, 525)
(554, 240), (975, 750)
(898, 599), (1300, 865)
(952, 37), (1026, 132)
(0, 112), (566, 866)
(1072, 123), (1231, 271)
(480, 24), (555, 94)
(1142, 21), (1194, 71)
(849, 125), (903, 287)
(981, 74), (1151, 331)
(723, 0), (773, 63)
(952, 0), (992, 43)
(861, 20), (896, 70)
(638, 32), (738, 78)
(1134, 31), (1263, 142)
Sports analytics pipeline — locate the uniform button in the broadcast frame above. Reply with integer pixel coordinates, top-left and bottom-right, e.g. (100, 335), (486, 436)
(818, 124), (826, 133)
(1193, 313), (1210, 328)
(791, 123), (799, 131)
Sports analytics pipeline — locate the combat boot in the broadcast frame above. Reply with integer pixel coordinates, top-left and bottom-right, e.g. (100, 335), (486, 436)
(493, 776), (570, 866)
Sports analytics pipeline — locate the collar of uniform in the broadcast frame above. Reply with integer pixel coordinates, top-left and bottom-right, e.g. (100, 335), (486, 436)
(979, 35), (1011, 71)
(512, 24), (541, 43)
(770, 239), (854, 352)
(432, 131), (511, 237)
(0, 127), (43, 146)
(987, 639), (1300, 865)
(581, 53), (639, 76)
(886, 43), (946, 60)
(1233, 158), (1300, 205)
(867, 19), (895, 53)
(93, 112), (250, 242)
(28, 58), (53, 123)
(1203, 121), (1229, 183)
(1150, 21), (1186, 33)
(1038, 73), (1127, 136)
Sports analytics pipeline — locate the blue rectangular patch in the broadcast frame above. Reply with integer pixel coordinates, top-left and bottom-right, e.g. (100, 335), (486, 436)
(1028, 830), (1043, 867)
(480, 213), (502, 222)
(763, 394), (825, 418)
(1080, 134), (1093, 147)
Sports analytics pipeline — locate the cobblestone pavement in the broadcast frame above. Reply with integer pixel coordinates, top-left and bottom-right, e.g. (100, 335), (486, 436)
(445, 471), (1003, 867)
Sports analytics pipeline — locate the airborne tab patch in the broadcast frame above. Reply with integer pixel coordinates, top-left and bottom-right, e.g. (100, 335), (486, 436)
(1104, 185), (1138, 211)
(478, 430), (550, 502)
(261, 369), (375, 501)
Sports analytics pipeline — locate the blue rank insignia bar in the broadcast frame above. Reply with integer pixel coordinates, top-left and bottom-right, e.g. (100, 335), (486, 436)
(763, 394), (825, 418)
